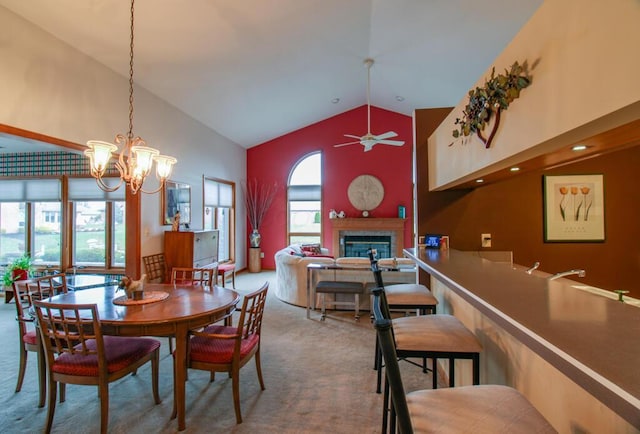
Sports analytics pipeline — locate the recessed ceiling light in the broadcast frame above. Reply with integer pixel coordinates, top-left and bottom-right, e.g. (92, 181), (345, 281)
(395, 96), (405, 102)
(572, 144), (587, 151)
(331, 98), (340, 104)
(510, 167), (520, 172)
(475, 179), (484, 183)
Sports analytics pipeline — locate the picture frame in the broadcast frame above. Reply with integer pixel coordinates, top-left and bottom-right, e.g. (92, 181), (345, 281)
(543, 174), (605, 242)
(162, 180), (191, 226)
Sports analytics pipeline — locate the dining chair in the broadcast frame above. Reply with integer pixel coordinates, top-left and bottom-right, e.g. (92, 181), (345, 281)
(33, 300), (161, 434)
(142, 253), (168, 283)
(30, 273), (69, 300)
(372, 295), (557, 433)
(171, 266), (216, 287)
(12, 274), (69, 407)
(12, 279), (46, 407)
(168, 265), (224, 353)
(177, 282), (269, 424)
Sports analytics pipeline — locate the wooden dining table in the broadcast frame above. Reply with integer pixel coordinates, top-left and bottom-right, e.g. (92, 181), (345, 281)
(43, 282), (240, 431)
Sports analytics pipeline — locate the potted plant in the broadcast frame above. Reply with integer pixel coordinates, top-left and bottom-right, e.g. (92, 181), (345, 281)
(2, 253), (33, 287)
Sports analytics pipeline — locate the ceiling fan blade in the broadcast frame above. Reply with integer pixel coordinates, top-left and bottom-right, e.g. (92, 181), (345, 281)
(377, 140), (405, 146)
(344, 134), (363, 140)
(374, 131), (398, 140)
(333, 141), (360, 148)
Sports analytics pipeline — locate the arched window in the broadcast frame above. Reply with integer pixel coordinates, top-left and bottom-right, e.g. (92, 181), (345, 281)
(287, 152), (322, 245)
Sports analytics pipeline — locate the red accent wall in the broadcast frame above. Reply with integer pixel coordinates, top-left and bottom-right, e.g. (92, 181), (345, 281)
(247, 105), (414, 268)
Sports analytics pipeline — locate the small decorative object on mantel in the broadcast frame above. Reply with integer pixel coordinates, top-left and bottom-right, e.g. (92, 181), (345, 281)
(451, 60), (535, 149)
(242, 179), (278, 248)
(329, 209), (337, 219)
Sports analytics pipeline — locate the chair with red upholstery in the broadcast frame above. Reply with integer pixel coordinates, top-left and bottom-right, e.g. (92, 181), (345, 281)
(12, 279), (46, 407)
(12, 274), (69, 407)
(33, 300), (161, 434)
(178, 282), (269, 424)
(171, 266), (216, 287)
(216, 262), (236, 288)
(30, 273), (69, 300)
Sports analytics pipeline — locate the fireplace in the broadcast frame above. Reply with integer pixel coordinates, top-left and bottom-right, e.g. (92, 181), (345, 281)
(344, 235), (392, 258)
(331, 218), (405, 258)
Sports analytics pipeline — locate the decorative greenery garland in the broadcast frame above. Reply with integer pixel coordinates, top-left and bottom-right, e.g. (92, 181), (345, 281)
(452, 60), (533, 148)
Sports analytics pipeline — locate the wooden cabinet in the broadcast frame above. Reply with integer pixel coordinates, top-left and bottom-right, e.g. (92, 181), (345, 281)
(164, 230), (219, 281)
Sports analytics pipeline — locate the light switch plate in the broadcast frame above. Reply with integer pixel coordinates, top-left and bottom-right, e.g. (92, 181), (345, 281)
(481, 233), (492, 248)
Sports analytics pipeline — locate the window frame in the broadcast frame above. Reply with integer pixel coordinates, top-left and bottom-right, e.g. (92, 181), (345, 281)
(287, 152), (322, 246)
(203, 177), (236, 263)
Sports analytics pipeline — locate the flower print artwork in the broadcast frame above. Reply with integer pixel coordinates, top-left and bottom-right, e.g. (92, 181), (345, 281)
(544, 175), (604, 242)
(558, 184), (593, 222)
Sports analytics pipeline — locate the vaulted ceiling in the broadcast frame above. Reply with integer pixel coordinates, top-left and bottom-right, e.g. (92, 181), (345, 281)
(0, 0), (542, 149)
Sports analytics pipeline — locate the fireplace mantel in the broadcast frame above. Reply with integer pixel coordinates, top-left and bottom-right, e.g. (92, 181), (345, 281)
(331, 218), (405, 257)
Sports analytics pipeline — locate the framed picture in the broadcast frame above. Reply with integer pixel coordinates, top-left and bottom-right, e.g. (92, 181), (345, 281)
(543, 174), (605, 242)
(162, 180), (191, 226)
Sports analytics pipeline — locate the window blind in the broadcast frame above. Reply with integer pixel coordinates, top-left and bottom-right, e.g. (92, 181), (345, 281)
(0, 178), (61, 201)
(204, 179), (233, 207)
(68, 178), (125, 201)
(288, 185), (321, 201)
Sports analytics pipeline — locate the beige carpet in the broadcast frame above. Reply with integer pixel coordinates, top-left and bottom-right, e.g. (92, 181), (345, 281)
(0, 271), (433, 433)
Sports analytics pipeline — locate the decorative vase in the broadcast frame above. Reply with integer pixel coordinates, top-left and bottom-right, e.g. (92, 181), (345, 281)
(250, 229), (261, 248)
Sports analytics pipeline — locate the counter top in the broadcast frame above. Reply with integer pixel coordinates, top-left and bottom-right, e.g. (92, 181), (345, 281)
(404, 248), (640, 427)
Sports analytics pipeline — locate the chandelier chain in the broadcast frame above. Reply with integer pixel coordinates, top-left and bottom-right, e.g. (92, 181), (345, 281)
(128, 0), (135, 139)
(85, 0), (176, 195)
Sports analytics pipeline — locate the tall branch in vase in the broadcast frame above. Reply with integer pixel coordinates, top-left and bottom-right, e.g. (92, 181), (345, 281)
(242, 179), (277, 248)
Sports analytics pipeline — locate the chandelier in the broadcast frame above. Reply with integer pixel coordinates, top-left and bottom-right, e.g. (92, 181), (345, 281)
(85, 0), (176, 195)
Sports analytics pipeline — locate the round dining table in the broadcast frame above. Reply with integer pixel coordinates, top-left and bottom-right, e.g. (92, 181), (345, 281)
(43, 282), (240, 431)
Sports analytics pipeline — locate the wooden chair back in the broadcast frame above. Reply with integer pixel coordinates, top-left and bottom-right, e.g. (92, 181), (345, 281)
(142, 253), (167, 283)
(29, 274), (68, 301)
(12, 280), (35, 332)
(236, 282), (268, 342)
(171, 266), (216, 287)
(33, 301), (103, 365)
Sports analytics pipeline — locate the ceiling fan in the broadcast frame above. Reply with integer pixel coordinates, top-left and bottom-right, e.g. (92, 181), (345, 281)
(334, 58), (405, 152)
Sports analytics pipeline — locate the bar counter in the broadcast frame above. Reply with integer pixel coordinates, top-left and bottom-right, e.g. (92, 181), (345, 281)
(404, 248), (639, 433)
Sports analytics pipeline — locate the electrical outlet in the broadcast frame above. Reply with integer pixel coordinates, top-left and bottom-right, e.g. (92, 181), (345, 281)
(260, 251), (264, 258)
(481, 233), (492, 248)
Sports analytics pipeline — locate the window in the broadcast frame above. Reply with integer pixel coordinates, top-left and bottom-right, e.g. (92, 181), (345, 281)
(204, 178), (235, 263)
(0, 179), (61, 268)
(0, 176), (125, 272)
(68, 178), (125, 270)
(288, 153), (322, 245)
(0, 202), (26, 264)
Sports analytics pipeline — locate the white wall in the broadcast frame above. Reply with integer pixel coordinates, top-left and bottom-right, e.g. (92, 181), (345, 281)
(0, 7), (247, 269)
(428, 0), (640, 190)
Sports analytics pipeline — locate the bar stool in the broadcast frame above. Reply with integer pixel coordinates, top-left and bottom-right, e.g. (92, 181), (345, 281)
(368, 250), (438, 316)
(315, 280), (364, 321)
(371, 285), (483, 433)
(372, 307), (557, 434)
